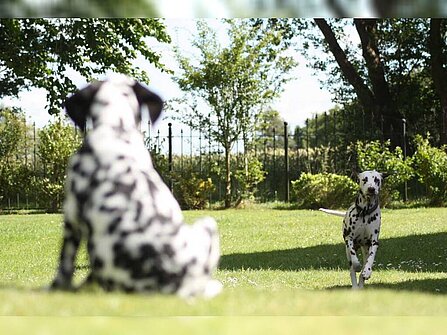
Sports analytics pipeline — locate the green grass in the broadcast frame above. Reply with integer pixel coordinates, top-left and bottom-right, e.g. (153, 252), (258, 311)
(0, 207), (447, 333)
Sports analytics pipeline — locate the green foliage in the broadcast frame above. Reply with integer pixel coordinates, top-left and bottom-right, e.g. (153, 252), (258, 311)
(0, 0), (157, 16)
(36, 118), (81, 211)
(0, 108), (27, 160)
(173, 172), (215, 210)
(291, 173), (358, 209)
(234, 155), (266, 201)
(0, 18), (171, 113)
(412, 134), (447, 206)
(171, 19), (297, 207)
(291, 18), (444, 145)
(351, 140), (414, 205)
(0, 107), (34, 207)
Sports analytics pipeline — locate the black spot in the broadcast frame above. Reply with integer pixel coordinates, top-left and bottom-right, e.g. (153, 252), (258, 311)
(343, 227), (351, 238)
(116, 180), (136, 196)
(374, 229), (379, 234)
(362, 177), (368, 183)
(140, 244), (157, 259)
(134, 201), (143, 222)
(162, 244), (175, 258)
(93, 257), (104, 270)
(87, 241), (95, 254)
(72, 161), (81, 173)
(99, 205), (121, 213)
(107, 216), (122, 234)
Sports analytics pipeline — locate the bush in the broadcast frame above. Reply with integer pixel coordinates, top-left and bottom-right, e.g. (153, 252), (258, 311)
(234, 155), (266, 202)
(412, 134), (447, 206)
(173, 172), (215, 210)
(291, 173), (358, 209)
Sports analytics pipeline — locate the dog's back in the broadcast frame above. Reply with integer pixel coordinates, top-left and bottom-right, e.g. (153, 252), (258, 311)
(52, 76), (221, 297)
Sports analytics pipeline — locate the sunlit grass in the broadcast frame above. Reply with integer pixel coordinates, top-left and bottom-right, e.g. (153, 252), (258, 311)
(0, 207), (446, 333)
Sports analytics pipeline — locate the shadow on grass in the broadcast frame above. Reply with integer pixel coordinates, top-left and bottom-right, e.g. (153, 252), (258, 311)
(328, 278), (447, 295)
(220, 232), (447, 293)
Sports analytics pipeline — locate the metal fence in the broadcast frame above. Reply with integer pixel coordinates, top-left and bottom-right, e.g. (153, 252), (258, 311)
(0, 113), (415, 211)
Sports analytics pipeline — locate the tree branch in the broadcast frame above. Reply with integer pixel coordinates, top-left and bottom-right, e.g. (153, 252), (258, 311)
(314, 18), (375, 111)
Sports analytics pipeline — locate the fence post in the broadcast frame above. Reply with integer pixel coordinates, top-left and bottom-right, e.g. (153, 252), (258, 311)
(33, 122), (36, 173)
(305, 119), (309, 171)
(168, 123), (173, 192)
(273, 128), (276, 182)
(284, 122), (289, 203)
(333, 111), (337, 172)
(180, 129), (184, 175)
(402, 118), (408, 202)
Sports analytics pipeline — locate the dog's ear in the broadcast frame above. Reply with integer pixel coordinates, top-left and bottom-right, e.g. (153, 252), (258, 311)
(64, 81), (103, 131)
(380, 172), (389, 180)
(132, 82), (163, 124)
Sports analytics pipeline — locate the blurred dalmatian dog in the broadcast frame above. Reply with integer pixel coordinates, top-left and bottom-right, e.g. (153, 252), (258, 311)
(319, 170), (384, 289)
(50, 75), (222, 298)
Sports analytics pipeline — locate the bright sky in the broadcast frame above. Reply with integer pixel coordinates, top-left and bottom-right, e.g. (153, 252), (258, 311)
(1, 19), (336, 132)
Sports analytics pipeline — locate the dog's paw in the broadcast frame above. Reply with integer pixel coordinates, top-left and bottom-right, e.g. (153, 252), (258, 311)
(49, 279), (75, 291)
(203, 280), (223, 299)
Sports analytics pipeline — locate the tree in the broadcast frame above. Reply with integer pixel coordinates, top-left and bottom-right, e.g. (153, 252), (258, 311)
(279, 19), (444, 146)
(36, 117), (81, 211)
(428, 19), (447, 143)
(0, 107), (33, 206)
(0, 18), (171, 113)
(0, 107), (27, 163)
(255, 109), (286, 149)
(313, 19), (403, 144)
(172, 19), (296, 208)
(0, 1), (156, 20)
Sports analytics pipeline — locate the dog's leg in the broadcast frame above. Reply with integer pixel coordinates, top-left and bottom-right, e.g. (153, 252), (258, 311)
(358, 245), (369, 289)
(350, 267), (359, 288)
(176, 217), (222, 298)
(361, 239), (379, 282)
(50, 220), (81, 290)
(345, 239), (361, 289)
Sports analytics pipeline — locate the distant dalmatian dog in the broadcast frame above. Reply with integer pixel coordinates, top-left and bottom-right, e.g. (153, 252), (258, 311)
(320, 170), (384, 289)
(50, 75), (222, 298)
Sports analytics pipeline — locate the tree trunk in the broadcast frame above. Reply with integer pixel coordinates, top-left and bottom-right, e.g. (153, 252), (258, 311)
(354, 19), (401, 145)
(224, 144), (232, 208)
(315, 18), (402, 146)
(314, 19), (376, 110)
(429, 19), (447, 144)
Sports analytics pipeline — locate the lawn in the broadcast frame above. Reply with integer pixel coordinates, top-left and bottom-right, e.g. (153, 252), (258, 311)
(0, 207), (446, 333)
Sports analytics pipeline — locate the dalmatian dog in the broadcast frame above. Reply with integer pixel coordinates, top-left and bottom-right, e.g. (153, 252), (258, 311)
(50, 75), (222, 298)
(320, 170), (383, 289)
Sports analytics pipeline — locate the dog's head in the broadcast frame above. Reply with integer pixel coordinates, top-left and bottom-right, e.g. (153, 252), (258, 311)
(64, 75), (163, 131)
(358, 170), (383, 198)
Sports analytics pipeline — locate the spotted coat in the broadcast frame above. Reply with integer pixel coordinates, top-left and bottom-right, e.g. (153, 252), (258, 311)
(50, 75), (221, 298)
(342, 170), (383, 289)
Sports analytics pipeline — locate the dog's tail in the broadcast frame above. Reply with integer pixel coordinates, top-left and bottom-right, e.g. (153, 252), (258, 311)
(319, 208), (346, 217)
